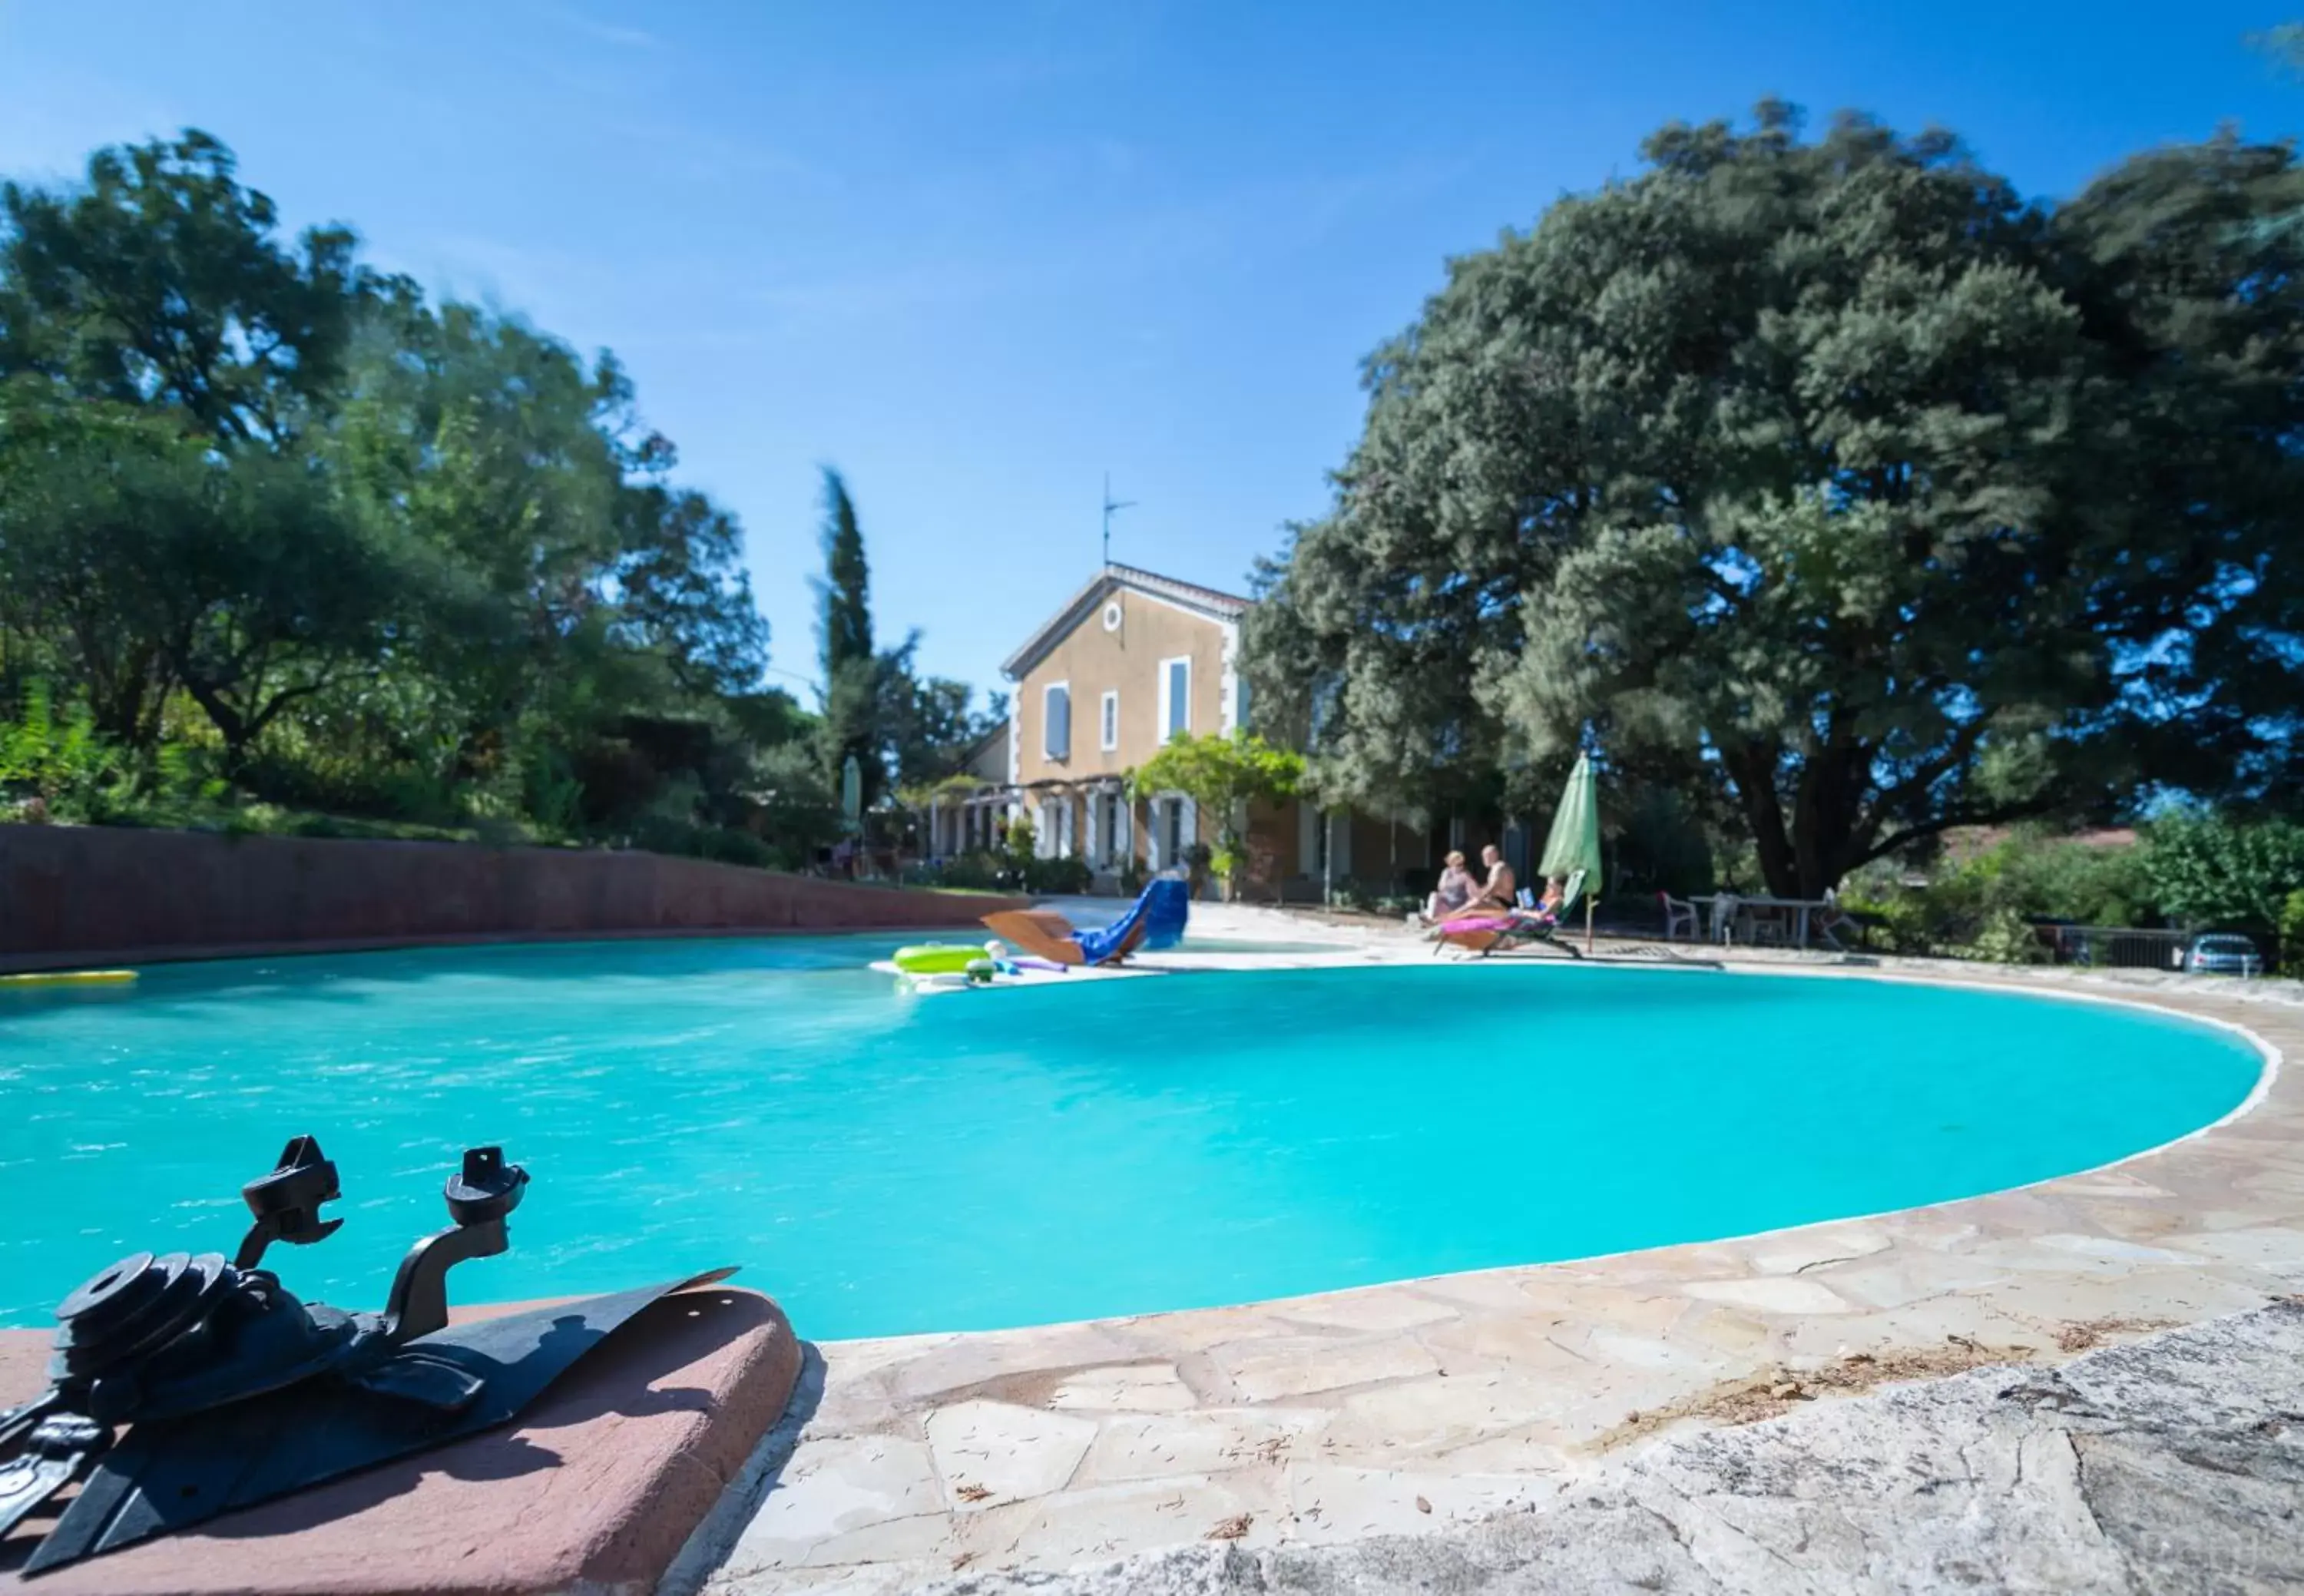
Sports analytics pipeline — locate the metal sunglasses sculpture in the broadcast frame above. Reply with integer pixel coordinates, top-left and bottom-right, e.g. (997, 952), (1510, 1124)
(0, 1135), (734, 1574)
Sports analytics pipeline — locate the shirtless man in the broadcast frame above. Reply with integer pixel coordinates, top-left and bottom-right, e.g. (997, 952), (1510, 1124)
(1462, 844), (1517, 914)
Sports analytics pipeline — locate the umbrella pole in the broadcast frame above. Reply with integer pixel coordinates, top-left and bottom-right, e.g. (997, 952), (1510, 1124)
(1585, 898), (1594, 957)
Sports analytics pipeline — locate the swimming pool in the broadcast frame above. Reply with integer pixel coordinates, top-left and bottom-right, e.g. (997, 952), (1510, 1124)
(0, 940), (2266, 1339)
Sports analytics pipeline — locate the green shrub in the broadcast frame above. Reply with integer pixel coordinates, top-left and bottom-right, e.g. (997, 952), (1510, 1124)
(2279, 889), (2304, 977)
(912, 851), (1006, 890)
(1842, 830), (2150, 957)
(2141, 813), (2304, 932)
(1025, 853), (1092, 895)
(0, 680), (128, 820)
(1964, 906), (2051, 965)
(1002, 816), (1038, 879)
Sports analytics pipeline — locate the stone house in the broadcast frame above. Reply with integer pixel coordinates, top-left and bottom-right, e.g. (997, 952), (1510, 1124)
(927, 562), (1445, 899)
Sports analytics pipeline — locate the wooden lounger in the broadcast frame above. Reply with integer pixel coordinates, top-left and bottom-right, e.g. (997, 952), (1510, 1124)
(980, 909), (1151, 968)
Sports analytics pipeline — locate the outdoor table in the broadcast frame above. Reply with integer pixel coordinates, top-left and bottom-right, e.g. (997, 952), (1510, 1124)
(1690, 893), (1836, 949)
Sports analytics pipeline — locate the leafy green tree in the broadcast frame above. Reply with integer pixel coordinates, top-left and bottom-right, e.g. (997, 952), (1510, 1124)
(0, 388), (184, 745)
(327, 293), (774, 807)
(613, 475), (770, 699)
(1246, 104), (2304, 898)
(2047, 136), (2304, 810)
(159, 452), (408, 767)
(0, 129), (372, 445)
(0, 125), (952, 867)
(0, 389), (412, 766)
(1128, 732), (1305, 892)
(876, 636), (1004, 787)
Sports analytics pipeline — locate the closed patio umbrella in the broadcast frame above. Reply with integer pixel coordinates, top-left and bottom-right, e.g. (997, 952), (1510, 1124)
(1538, 753), (1604, 953)
(841, 755), (862, 833)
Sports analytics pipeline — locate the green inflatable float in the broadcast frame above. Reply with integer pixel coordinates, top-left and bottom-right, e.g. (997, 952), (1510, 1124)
(891, 942), (995, 976)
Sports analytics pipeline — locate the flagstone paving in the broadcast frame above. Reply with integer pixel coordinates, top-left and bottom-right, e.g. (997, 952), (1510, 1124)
(690, 913), (2304, 1596)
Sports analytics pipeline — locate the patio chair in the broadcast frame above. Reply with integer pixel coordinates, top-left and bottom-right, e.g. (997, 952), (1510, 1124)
(1813, 887), (1853, 952)
(982, 876), (1190, 968)
(1658, 892), (1699, 941)
(1434, 870), (1587, 960)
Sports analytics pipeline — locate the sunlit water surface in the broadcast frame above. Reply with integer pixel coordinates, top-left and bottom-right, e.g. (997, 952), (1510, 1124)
(0, 939), (2263, 1337)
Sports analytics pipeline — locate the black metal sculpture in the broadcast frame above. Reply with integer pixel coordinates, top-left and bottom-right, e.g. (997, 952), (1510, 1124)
(0, 1135), (734, 1574)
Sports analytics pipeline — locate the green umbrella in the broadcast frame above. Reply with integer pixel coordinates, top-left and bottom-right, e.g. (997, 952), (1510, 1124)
(1537, 753), (1603, 949)
(841, 754), (862, 834)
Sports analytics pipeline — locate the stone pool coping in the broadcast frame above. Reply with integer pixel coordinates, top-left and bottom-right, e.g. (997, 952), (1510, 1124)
(691, 919), (2304, 1595)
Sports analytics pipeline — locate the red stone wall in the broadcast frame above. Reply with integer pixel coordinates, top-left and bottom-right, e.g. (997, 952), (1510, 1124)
(0, 824), (1023, 971)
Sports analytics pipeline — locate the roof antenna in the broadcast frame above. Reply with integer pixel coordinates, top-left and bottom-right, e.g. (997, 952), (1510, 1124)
(1101, 472), (1135, 568)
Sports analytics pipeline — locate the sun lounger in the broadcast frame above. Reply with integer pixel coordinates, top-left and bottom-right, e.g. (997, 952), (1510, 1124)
(1433, 870), (1587, 960)
(982, 876), (1190, 968)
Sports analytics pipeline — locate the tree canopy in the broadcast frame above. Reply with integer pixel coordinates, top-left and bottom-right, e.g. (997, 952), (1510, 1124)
(1244, 104), (2304, 897)
(0, 129), (993, 863)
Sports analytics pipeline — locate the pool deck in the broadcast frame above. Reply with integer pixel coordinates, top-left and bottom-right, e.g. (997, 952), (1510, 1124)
(689, 911), (2304, 1596)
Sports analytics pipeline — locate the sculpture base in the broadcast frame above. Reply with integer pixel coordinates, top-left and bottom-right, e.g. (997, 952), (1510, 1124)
(1, 1285), (801, 1595)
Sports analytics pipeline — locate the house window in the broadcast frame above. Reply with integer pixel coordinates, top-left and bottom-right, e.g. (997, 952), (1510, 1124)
(1040, 796), (1074, 856)
(1043, 682), (1071, 760)
(1099, 789), (1124, 865)
(1100, 690), (1119, 751)
(1157, 657), (1190, 743)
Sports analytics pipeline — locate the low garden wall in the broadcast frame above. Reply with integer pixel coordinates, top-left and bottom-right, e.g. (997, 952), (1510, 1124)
(0, 824), (1023, 971)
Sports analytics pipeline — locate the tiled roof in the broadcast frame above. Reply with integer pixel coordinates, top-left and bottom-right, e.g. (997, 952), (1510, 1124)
(1103, 562), (1251, 616)
(1001, 562), (1252, 680)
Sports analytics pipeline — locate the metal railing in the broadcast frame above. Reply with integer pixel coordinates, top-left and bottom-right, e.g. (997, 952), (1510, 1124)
(2032, 924), (2190, 970)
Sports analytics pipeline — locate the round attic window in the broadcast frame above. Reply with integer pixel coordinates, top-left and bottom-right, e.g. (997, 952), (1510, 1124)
(1102, 600), (1124, 632)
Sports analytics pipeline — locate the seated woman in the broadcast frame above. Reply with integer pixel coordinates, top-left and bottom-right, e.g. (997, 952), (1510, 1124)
(1418, 850), (1476, 925)
(1532, 874), (1567, 920)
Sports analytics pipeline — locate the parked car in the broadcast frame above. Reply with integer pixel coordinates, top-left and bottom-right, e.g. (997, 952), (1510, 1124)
(2185, 933), (2264, 978)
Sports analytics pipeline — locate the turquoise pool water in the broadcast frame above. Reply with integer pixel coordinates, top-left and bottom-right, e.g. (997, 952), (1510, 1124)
(0, 942), (2266, 1339)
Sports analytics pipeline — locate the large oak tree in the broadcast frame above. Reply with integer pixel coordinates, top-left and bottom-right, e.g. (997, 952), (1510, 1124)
(1245, 104), (2304, 897)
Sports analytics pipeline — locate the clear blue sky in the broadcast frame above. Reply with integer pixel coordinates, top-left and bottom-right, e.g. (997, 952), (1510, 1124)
(1, 3), (2296, 703)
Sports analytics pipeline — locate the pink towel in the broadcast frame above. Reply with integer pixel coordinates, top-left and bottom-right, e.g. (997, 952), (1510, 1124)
(1439, 915), (1514, 934)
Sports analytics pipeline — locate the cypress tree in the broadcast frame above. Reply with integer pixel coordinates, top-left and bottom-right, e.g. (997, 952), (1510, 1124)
(813, 468), (879, 806)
